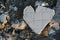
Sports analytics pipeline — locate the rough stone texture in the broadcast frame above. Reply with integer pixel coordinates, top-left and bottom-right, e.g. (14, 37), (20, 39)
(23, 6), (55, 34)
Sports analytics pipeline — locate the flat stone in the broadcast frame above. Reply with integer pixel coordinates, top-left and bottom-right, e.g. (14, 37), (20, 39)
(23, 6), (55, 34)
(0, 36), (5, 40)
(0, 12), (9, 24)
(11, 21), (26, 30)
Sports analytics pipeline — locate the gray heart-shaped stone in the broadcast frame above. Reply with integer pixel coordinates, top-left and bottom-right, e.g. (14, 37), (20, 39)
(23, 6), (55, 34)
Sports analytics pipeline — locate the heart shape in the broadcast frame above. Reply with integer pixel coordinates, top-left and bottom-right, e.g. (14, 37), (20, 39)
(23, 6), (55, 34)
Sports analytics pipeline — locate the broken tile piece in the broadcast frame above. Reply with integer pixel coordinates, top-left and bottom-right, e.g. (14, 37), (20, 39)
(23, 6), (55, 34)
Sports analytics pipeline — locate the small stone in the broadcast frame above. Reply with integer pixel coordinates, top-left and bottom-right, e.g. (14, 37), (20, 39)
(0, 36), (5, 40)
(12, 21), (26, 30)
(13, 6), (18, 11)
(0, 23), (4, 29)
(4, 26), (13, 34)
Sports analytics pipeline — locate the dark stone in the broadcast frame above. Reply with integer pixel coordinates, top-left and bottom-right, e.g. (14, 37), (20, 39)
(4, 26), (13, 34)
